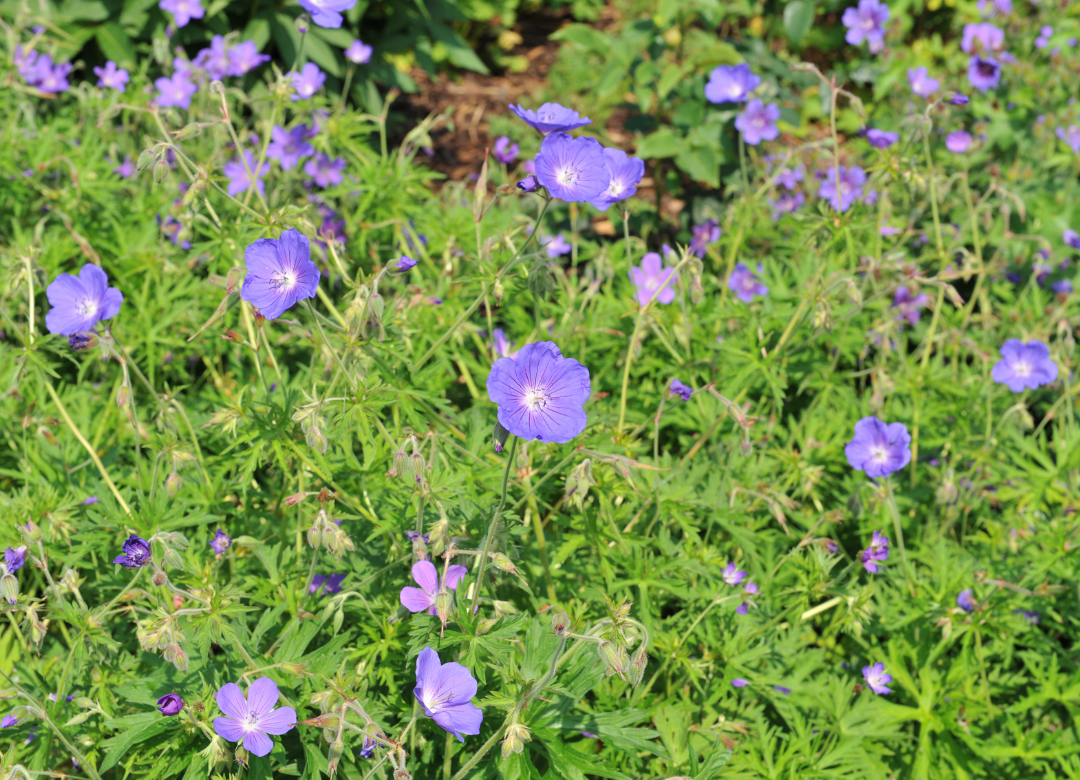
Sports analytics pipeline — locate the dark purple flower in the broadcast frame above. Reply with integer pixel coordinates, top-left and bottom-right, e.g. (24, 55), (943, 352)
(589, 148), (644, 211)
(158, 215), (190, 249)
(486, 341), (591, 444)
(866, 129), (898, 148)
(735, 100), (781, 146)
(209, 529), (231, 555)
(1014, 609), (1040, 625)
(991, 339), (1058, 392)
(845, 416), (911, 477)
(770, 192), (805, 220)
(493, 136), (519, 164)
(223, 151), (269, 197)
(860, 530), (890, 573)
(45, 264), (123, 336)
(508, 102), (590, 135)
(961, 23), (1005, 54)
(69, 332), (97, 351)
(228, 41), (270, 76)
(414, 647), (482, 741)
(194, 35), (230, 80)
(862, 662), (891, 694)
(704, 63), (760, 104)
(535, 133), (610, 203)
(842, 0), (890, 48)
(517, 175), (539, 192)
(157, 694), (184, 715)
(945, 131), (973, 153)
(114, 535), (152, 568)
(156, 72), (197, 109)
(542, 233), (572, 258)
(689, 220), (721, 258)
(968, 55), (1001, 92)
(629, 252), (677, 306)
(1057, 126), (1080, 153)
(345, 39), (373, 64)
(310, 573), (347, 595)
(267, 125), (314, 171)
(891, 286), (929, 325)
(818, 165), (866, 212)
(394, 255), (417, 273)
(5, 546), (27, 573)
(213, 678), (296, 757)
(113, 156), (136, 179)
(304, 153), (345, 188)
(241, 229), (320, 319)
(956, 589), (975, 612)
(291, 63), (326, 101)
(298, 0), (355, 28)
(722, 562), (747, 586)
(159, 0), (203, 26)
(731, 678), (750, 688)
(727, 263), (768, 303)
(94, 61), (129, 92)
(907, 67), (939, 98)
(950, 94), (970, 106)
(400, 560), (467, 614)
(669, 379), (692, 401)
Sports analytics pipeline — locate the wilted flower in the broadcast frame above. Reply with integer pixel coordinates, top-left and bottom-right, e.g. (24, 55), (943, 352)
(414, 647), (483, 742)
(862, 662), (892, 694)
(223, 152), (269, 197)
(344, 39), (373, 64)
(213, 678), (296, 757)
(508, 102), (590, 135)
(907, 66), (939, 97)
(860, 530), (890, 573)
(818, 165), (866, 212)
(266, 125), (314, 171)
(492, 329), (515, 358)
(114, 535), (152, 568)
(957, 589), (975, 612)
(209, 530), (231, 555)
(704, 63), (760, 103)
(159, 0), (204, 27)
(842, 0), (890, 49)
(735, 100), (781, 146)
(493, 136), (519, 164)
(731, 678), (750, 688)
(991, 340), (1058, 392)
(94, 61), (129, 92)
(589, 148), (644, 211)
(400, 561), (467, 614)
(394, 255), (417, 273)
(517, 175), (539, 192)
(240, 229), (321, 320)
(291, 63), (326, 101)
(534, 132), (610, 203)
(45, 264), (123, 336)
(845, 417), (911, 477)
(5, 547), (27, 573)
(298, 0), (356, 28)
(157, 694), (184, 715)
(486, 342), (591, 444)
(1, 715), (17, 728)
(727, 263), (768, 303)
(629, 252), (677, 306)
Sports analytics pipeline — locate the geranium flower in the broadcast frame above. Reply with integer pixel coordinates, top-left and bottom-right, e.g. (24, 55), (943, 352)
(213, 678), (296, 757)
(413, 647), (483, 742)
(45, 264), (123, 336)
(240, 229), (320, 320)
(486, 342), (591, 444)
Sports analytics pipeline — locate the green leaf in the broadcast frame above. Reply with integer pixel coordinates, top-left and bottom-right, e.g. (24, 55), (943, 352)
(783, 1), (816, 48)
(424, 19), (489, 74)
(100, 713), (175, 771)
(635, 128), (683, 160)
(94, 22), (136, 66)
(550, 23), (612, 56)
(550, 710), (668, 759)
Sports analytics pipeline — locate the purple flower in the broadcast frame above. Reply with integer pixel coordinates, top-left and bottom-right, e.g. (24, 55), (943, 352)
(541, 234), (572, 258)
(213, 678), (296, 757)
(113, 535), (152, 568)
(113, 156), (136, 179)
(818, 165), (866, 212)
(241, 230), (320, 320)
(774, 166), (803, 190)
(414, 647), (483, 742)
(223, 151), (269, 197)
(589, 148), (644, 211)
(722, 562), (747, 586)
(962, 23), (1005, 54)
(486, 341), (591, 444)
(400, 560), (468, 614)
(891, 286), (930, 326)
(155, 72), (197, 109)
(845, 416), (911, 478)
(690, 220), (721, 258)
(516, 175), (539, 192)
(534, 133), (610, 203)
(968, 55), (1001, 92)
(228, 41), (270, 76)
(85, 497), (99, 508)
(267, 125), (314, 171)
(508, 102), (590, 135)
(310, 573), (347, 595)
(704, 63), (761, 103)
(842, 0), (890, 48)
(950, 93), (970, 106)
(1, 716), (17, 728)
(907, 67), (939, 98)
(1052, 279), (1072, 296)
(774, 686), (791, 695)
(1065, 230), (1080, 250)
(1035, 26), (1053, 49)
(94, 61), (129, 92)
(945, 131), (973, 153)
(158, 215), (190, 249)
(45, 264), (123, 336)
(991, 339), (1058, 392)
(298, 0), (356, 28)
(771, 192), (805, 221)
(5, 546), (27, 573)
(15, 46), (40, 85)
(1057, 126), (1080, 153)
(860, 530), (890, 573)
(159, 0), (203, 27)
(35, 56), (71, 93)
(492, 329), (515, 359)
(735, 100), (781, 146)
(669, 379), (692, 401)
(629, 252), (677, 306)
(866, 129), (898, 148)
(209, 529), (231, 555)
(862, 662), (892, 694)
(394, 255), (417, 273)
(957, 590), (975, 612)
(304, 153), (345, 188)
(1014, 609), (1040, 625)
(157, 694), (184, 716)
(727, 263), (768, 303)
(731, 678), (750, 688)
(194, 35), (230, 80)
(291, 63), (326, 101)
(493, 136), (519, 164)
(345, 39), (373, 64)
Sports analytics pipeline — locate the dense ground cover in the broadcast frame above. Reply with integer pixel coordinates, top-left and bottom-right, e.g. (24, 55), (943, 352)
(2, 0), (1080, 779)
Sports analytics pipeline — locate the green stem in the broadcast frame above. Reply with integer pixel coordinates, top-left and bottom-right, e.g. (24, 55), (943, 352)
(469, 436), (518, 615)
(884, 479), (914, 595)
(450, 718), (507, 780)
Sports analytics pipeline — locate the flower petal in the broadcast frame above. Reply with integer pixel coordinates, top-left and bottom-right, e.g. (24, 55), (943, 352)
(246, 677), (280, 717)
(414, 647), (442, 699)
(243, 729), (274, 757)
(411, 560), (439, 595)
(400, 586), (435, 613)
(432, 702), (483, 741)
(443, 565), (468, 590)
(256, 706), (296, 736)
(216, 683), (248, 721)
(213, 716), (245, 743)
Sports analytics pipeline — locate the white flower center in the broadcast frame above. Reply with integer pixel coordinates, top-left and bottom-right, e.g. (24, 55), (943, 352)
(556, 166), (578, 186)
(869, 445), (889, 463)
(271, 269), (298, 291)
(243, 713), (261, 732)
(524, 387), (549, 411)
(608, 180), (625, 197)
(1012, 360), (1031, 377)
(77, 298), (98, 318)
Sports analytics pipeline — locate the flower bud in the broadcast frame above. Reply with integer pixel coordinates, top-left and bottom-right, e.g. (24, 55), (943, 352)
(1, 574), (18, 605)
(306, 426), (328, 454)
(501, 722), (531, 757)
(303, 713), (340, 728)
(564, 459), (594, 511)
(162, 546), (184, 570)
(307, 525), (321, 549)
(171, 645), (189, 672)
(281, 662), (308, 677)
(435, 591), (453, 624)
(328, 740), (345, 773)
(491, 552), (517, 574)
(392, 447), (409, 479)
(116, 384), (131, 410)
(73, 696), (96, 709)
(516, 175), (539, 193)
(137, 149), (156, 171)
(21, 521), (42, 543)
(152, 159), (169, 184)
(63, 711), (91, 727)
(494, 420), (510, 453)
(409, 452), (426, 483)
(627, 645), (648, 686)
(551, 611), (571, 636)
(597, 641), (626, 678)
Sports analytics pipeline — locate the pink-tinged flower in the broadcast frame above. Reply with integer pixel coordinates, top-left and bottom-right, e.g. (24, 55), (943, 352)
(945, 130), (973, 153)
(194, 35), (229, 80)
(266, 125), (314, 171)
(961, 22), (1005, 54)
(344, 39), (373, 64)
(159, 0), (203, 27)
(414, 647), (483, 742)
(304, 153), (345, 188)
(94, 61), (129, 92)
(1057, 126), (1080, 154)
(209, 529), (231, 555)
(669, 379), (692, 401)
(967, 55), (1001, 92)
(298, 0), (356, 28)
(907, 67), (939, 98)
(213, 678), (296, 757)
(589, 148), (644, 211)
(486, 342), (591, 444)
(400, 560), (468, 614)
(534, 132), (610, 203)
(860, 530), (890, 573)
(991, 339), (1058, 392)
(542, 233), (572, 258)
(493, 136), (518, 164)
(862, 662), (892, 694)
(45, 264), (123, 336)
(629, 252), (677, 306)
(223, 151), (269, 197)
(891, 286), (929, 326)
(157, 694), (183, 715)
(735, 99), (780, 146)
(818, 165), (866, 212)
(842, 0), (890, 47)
(228, 41), (270, 76)
(509, 102), (590, 135)
(291, 63), (326, 101)
(845, 416), (911, 478)
(704, 63), (760, 103)
(727, 263), (767, 303)
(722, 562), (747, 586)
(113, 535), (152, 568)
(155, 72), (197, 109)
(241, 229), (320, 320)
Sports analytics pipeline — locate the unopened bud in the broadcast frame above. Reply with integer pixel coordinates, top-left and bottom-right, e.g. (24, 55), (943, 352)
(222, 329), (244, 343)
(63, 711), (91, 727)
(328, 740), (345, 773)
(1, 574), (18, 605)
(627, 645), (648, 686)
(152, 159), (169, 184)
(280, 662), (307, 677)
(172, 645), (189, 672)
(493, 421), (510, 453)
(392, 448), (409, 479)
(409, 452), (426, 483)
(21, 521), (42, 543)
(307, 526), (320, 549)
(73, 697), (96, 709)
(491, 553), (517, 574)
(116, 384), (131, 409)
(151, 568), (169, 587)
(162, 547), (184, 569)
(435, 591), (453, 624)
(501, 722), (531, 757)
(306, 426), (328, 454)
(304, 713), (340, 728)
(165, 470), (182, 498)
(740, 438), (753, 457)
(551, 611), (571, 636)
(597, 641), (626, 678)
(137, 149), (155, 171)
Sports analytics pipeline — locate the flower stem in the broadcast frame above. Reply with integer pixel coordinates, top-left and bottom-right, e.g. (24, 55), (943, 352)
(883, 478), (914, 595)
(450, 718), (507, 780)
(469, 436), (518, 615)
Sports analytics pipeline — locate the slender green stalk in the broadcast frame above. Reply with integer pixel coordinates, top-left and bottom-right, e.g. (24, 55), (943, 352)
(883, 479), (914, 595)
(469, 436), (518, 614)
(450, 718), (507, 780)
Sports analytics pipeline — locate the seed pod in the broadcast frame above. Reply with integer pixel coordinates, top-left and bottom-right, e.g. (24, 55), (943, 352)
(1, 574), (19, 605)
(328, 740), (345, 774)
(597, 641), (625, 678)
(435, 591), (453, 625)
(627, 645), (648, 686)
